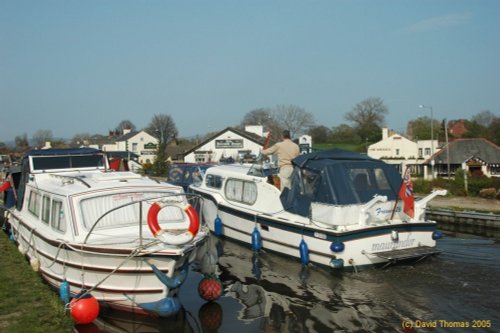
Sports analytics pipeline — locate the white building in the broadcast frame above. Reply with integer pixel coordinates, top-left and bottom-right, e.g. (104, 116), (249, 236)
(102, 129), (158, 164)
(183, 126), (266, 163)
(368, 128), (439, 179)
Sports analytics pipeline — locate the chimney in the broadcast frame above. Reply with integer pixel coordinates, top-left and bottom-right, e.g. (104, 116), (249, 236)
(382, 128), (389, 140)
(245, 125), (264, 137)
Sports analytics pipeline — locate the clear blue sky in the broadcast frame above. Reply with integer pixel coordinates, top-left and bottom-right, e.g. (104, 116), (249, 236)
(1, 0), (499, 142)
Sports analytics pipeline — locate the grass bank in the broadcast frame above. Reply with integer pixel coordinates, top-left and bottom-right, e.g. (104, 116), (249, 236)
(0, 231), (74, 333)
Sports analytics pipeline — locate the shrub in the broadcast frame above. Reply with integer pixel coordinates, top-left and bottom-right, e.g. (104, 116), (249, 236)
(479, 188), (497, 199)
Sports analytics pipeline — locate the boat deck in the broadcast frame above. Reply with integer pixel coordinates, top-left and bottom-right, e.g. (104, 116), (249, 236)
(372, 246), (440, 261)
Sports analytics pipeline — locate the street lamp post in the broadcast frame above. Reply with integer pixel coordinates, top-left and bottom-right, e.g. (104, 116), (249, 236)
(419, 104), (434, 179)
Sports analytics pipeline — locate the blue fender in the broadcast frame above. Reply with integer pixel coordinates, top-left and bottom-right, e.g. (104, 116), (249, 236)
(148, 261), (189, 289)
(138, 296), (182, 317)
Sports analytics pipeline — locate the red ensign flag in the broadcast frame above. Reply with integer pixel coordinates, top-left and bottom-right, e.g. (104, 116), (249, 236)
(399, 167), (415, 218)
(0, 179), (11, 192)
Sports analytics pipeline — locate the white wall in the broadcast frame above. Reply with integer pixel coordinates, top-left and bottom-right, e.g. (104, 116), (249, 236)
(184, 130), (263, 163)
(105, 131), (158, 164)
(368, 134), (418, 159)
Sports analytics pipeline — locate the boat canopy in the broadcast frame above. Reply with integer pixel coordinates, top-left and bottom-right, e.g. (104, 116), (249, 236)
(23, 148), (106, 172)
(15, 148), (106, 211)
(280, 149), (404, 217)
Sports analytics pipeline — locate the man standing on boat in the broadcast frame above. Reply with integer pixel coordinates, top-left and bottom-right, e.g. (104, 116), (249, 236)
(262, 130), (300, 190)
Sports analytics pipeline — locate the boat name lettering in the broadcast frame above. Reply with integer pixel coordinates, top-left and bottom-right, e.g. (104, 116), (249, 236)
(375, 207), (401, 215)
(371, 239), (415, 252)
(313, 232), (327, 240)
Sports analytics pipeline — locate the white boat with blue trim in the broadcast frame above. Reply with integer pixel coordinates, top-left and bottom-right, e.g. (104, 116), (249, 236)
(191, 149), (446, 270)
(2, 148), (208, 316)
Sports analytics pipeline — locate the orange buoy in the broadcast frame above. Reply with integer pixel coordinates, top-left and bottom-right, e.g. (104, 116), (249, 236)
(198, 276), (223, 302)
(70, 291), (100, 324)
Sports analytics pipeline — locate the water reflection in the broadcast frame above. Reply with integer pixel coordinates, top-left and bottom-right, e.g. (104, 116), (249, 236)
(79, 233), (500, 333)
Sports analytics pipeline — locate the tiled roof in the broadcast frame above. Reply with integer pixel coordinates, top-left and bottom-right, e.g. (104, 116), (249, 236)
(431, 138), (499, 165)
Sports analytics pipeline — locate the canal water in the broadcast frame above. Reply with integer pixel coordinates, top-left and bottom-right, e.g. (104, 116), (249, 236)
(79, 233), (500, 333)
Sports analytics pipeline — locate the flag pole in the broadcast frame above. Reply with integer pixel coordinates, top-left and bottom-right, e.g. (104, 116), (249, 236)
(390, 165), (410, 220)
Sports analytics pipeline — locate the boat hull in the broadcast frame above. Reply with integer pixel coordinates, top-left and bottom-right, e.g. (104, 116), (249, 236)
(8, 212), (206, 314)
(198, 194), (439, 269)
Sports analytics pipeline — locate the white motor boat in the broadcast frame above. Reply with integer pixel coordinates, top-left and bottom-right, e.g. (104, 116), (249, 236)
(2, 148), (208, 315)
(191, 149), (446, 270)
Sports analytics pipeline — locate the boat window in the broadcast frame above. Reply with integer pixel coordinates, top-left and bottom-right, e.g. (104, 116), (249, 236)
(51, 200), (66, 233)
(374, 168), (391, 190)
(41, 195), (51, 224)
(31, 154), (104, 171)
(349, 167), (394, 202)
(28, 190), (40, 217)
(301, 169), (320, 197)
(225, 179), (257, 205)
(206, 174), (223, 189)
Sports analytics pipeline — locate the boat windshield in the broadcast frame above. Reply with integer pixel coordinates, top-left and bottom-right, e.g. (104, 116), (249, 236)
(80, 191), (185, 231)
(247, 162), (278, 177)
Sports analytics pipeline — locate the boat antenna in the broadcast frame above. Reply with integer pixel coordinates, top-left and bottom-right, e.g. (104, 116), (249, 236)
(390, 165), (409, 220)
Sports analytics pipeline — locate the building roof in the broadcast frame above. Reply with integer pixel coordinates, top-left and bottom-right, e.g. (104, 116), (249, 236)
(430, 138), (499, 165)
(115, 130), (155, 142)
(183, 127), (266, 156)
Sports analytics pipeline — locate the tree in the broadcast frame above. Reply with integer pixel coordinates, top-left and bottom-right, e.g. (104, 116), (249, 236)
(471, 110), (496, 128)
(330, 124), (361, 143)
(488, 117), (500, 145)
(32, 129), (53, 148)
(240, 108), (273, 128)
(15, 133), (29, 152)
(308, 126), (331, 144)
(152, 141), (168, 177)
(462, 120), (487, 139)
(345, 97), (388, 142)
(115, 120), (136, 134)
(71, 133), (93, 146)
(407, 117), (432, 140)
(146, 114), (178, 144)
(272, 104), (315, 138)
(146, 114), (178, 177)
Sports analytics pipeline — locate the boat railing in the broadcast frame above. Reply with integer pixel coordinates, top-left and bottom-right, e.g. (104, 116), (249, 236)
(359, 195), (388, 226)
(83, 192), (204, 247)
(413, 189), (447, 222)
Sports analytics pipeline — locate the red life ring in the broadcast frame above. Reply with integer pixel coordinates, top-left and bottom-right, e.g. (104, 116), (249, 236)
(147, 203), (200, 245)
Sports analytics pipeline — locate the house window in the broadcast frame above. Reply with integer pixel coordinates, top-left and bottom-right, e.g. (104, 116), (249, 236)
(418, 148), (423, 157)
(195, 153), (210, 163)
(132, 143), (138, 152)
(425, 148), (431, 156)
(395, 149), (400, 156)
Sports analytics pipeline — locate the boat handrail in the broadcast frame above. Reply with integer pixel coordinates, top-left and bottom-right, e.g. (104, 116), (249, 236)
(50, 174), (91, 188)
(412, 189), (447, 221)
(359, 195), (388, 226)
